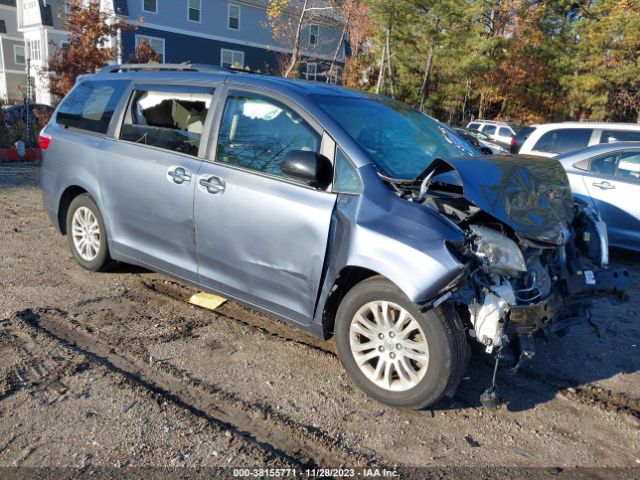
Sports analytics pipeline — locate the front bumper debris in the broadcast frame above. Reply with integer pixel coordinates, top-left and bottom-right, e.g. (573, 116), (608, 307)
(508, 267), (630, 335)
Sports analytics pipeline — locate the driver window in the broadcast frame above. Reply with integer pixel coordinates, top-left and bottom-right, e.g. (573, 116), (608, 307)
(216, 94), (320, 177)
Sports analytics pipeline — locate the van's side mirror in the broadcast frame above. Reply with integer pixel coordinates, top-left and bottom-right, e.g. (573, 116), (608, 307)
(280, 150), (333, 190)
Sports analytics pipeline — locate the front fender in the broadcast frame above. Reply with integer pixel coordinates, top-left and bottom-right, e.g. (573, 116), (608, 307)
(314, 168), (466, 325)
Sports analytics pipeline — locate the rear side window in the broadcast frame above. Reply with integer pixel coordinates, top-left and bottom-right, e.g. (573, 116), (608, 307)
(533, 128), (592, 155)
(216, 94), (320, 178)
(498, 127), (512, 137)
(588, 152), (618, 176)
(56, 80), (129, 134)
(467, 122), (480, 130)
(617, 151), (640, 182)
(120, 88), (213, 156)
(600, 130), (640, 143)
(482, 125), (496, 135)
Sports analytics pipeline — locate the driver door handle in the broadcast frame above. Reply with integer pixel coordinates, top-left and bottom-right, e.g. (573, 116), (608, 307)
(592, 181), (616, 190)
(199, 175), (226, 194)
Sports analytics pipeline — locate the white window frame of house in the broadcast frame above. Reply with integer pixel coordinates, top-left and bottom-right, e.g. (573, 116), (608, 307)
(328, 65), (340, 84)
(227, 3), (240, 31)
(309, 25), (319, 46)
(142, 0), (157, 14)
(187, 0), (201, 23)
(14, 44), (26, 65)
(304, 62), (318, 81)
(28, 39), (41, 61)
(220, 48), (244, 69)
(135, 34), (165, 63)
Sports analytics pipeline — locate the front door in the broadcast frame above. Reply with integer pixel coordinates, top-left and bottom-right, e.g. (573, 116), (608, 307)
(98, 85), (215, 281)
(582, 149), (640, 250)
(194, 90), (336, 324)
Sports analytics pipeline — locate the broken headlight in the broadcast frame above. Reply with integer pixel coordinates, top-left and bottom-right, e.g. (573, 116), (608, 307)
(470, 225), (527, 276)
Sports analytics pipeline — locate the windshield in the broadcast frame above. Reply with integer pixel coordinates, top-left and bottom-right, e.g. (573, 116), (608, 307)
(312, 94), (477, 179)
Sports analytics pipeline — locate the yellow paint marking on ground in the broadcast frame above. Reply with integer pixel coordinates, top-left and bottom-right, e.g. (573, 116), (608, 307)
(188, 292), (228, 310)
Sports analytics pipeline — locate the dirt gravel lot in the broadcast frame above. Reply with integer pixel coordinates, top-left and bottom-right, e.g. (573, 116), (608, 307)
(1, 163), (639, 478)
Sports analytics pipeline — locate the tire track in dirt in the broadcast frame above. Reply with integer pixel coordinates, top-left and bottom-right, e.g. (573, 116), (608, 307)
(142, 278), (336, 355)
(143, 276), (640, 422)
(15, 307), (385, 470)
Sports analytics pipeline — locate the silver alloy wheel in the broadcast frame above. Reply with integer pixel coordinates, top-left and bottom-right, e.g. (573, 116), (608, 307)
(349, 301), (429, 392)
(71, 206), (101, 262)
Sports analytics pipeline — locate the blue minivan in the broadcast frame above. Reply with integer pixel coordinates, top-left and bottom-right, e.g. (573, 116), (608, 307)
(39, 64), (629, 409)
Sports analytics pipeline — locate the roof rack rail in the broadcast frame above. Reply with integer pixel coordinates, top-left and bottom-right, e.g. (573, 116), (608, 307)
(99, 62), (230, 74)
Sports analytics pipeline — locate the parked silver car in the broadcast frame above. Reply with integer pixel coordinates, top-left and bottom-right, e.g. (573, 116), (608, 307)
(39, 64), (629, 409)
(557, 142), (640, 252)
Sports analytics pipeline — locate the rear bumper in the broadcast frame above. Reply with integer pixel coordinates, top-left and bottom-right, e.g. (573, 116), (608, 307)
(507, 267), (631, 335)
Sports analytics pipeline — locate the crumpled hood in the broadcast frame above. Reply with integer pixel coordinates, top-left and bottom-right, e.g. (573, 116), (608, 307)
(423, 155), (575, 245)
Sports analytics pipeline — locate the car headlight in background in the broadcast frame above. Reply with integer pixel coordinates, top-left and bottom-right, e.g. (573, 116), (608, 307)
(469, 225), (527, 276)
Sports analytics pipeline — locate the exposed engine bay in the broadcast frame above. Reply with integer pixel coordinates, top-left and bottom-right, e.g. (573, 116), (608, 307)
(380, 155), (631, 378)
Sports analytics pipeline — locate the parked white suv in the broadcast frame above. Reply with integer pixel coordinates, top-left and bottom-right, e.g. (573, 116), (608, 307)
(466, 120), (516, 144)
(518, 122), (640, 157)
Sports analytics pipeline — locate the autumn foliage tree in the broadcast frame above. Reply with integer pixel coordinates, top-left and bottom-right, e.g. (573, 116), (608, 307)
(46, 0), (135, 98)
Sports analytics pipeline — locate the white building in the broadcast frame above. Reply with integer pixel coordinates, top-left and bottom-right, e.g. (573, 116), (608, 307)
(0, 0), (27, 100)
(16, 0), (67, 104)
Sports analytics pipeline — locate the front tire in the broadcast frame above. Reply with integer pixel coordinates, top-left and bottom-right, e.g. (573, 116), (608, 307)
(335, 277), (469, 409)
(66, 194), (113, 272)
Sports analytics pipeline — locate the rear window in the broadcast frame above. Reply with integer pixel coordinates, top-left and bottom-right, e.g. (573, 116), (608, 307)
(56, 80), (129, 134)
(533, 128), (592, 155)
(600, 130), (640, 143)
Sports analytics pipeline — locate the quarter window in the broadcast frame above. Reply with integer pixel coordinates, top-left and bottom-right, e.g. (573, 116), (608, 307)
(228, 3), (240, 30)
(14, 45), (26, 65)
(56, 80), (129, 134)
(216, 94), (320, 178)
(309, 25), (319, 46)
(120, 89), (213, 157)
(498, 127), (512, 137)
(600, 130), (640, 143)
(135, 35), (164, 63)
(188, 0), (200, 22)
(334, 148), (362, 194)
(221, 49), (244, 68)
(533, 128), (592, 155)
(143, 0), (157, 13)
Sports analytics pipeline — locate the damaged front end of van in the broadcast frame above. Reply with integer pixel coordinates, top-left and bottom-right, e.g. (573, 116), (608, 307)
(381, 155), (630, 397)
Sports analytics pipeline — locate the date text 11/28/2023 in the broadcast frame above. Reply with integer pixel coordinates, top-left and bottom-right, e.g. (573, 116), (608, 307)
(232, 468), (400, 478)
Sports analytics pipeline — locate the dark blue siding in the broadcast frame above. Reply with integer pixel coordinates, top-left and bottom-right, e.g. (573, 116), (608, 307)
(122, 27), (279, 75)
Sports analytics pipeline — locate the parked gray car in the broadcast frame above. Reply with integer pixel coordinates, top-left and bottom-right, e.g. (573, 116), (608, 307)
(557, 142), (640, 252)
(39, 64), (629, 409)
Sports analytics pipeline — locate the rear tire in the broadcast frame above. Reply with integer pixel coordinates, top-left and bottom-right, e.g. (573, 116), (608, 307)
(335, 277), (469, 409)
(66, 194), (113, 272)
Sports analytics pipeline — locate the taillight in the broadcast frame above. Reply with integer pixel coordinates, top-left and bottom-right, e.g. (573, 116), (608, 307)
(511, 136), (516, 146)
(38, 134), (51, 150)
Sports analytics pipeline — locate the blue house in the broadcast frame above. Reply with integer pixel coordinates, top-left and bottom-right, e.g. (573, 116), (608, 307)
(120, 0), (347, 81)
